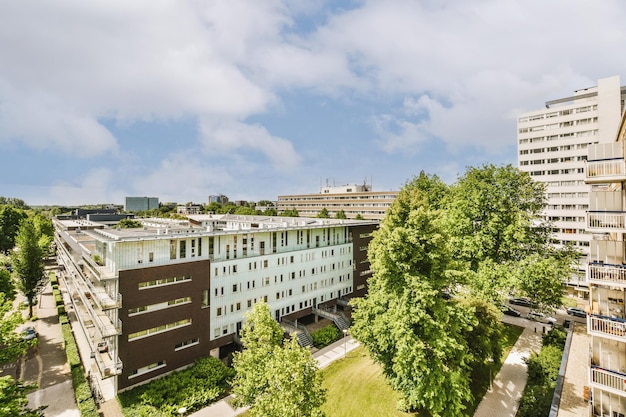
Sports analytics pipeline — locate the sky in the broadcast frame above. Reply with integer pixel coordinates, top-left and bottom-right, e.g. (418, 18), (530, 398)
(1, 0), (626, 206)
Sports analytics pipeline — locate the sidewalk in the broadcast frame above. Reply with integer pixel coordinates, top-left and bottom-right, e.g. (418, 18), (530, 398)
(473, 316), (543, 417)
(24, 272), (80, 416)
(190, 335), (360, 417)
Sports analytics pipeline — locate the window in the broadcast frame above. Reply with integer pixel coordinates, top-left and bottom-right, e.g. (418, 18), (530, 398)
(175, 338), (199, 351)
(129, 297), (192, 315)
(202, 290), (209, 307)
(179, 240), (186, 258)
(128, 319), (191, 341)
(170, 240), (176, 260)
(129, 360), (166, 379)
(217, 307), (223, 316)
(138, 275), (191, 289)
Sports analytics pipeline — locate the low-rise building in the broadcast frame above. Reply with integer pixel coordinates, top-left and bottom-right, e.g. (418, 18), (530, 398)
(54, 214), (376, 396)
(277, 184), (398, 220)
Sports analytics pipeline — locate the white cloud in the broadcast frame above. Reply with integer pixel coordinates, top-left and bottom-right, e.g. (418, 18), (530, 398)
(46, 168), (117, 205)
(199, 118), (301, 170)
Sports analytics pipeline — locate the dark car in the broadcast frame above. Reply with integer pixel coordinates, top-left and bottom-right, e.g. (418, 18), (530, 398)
(567, 307), (587, 318)
(500, 305), (522, 317)
(509, 297), (532, 308)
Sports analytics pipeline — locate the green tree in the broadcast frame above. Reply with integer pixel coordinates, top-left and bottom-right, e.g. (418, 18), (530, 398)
(279, 209), (299, 217)
(231, 301), (284, 408)
(231, 302), (326, 417)
(334, 210), (347, 219)
(0, 269), (16, 300)
(0, 206), (27, 254)
(443, 164), (576, 310)
(0, 376), (44, 416)
(0, 293), (32, 364)
(116, 219), (143, 229)
(234, 206), (257, 216)
(316, 208), (330, 218)
(11, 219), (45, 318)
(32, 214), (54, 258)
(263, 208), (278, 216)
(350, 176), (474, 416)
(354, 214), (364, 220)
(252, 338), (326, 417)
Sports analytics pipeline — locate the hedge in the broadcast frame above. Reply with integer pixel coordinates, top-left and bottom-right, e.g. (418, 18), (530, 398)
(311, 325), (341, 348)
(61, 323), (99, 417)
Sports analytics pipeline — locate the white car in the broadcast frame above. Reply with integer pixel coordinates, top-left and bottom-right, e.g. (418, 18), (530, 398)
(527, 311), (557, 325)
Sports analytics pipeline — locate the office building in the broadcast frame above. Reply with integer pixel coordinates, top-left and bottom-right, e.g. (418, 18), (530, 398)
(277, 183), (399, 220)
(517, 76), (626, 295)
(124, 197), (159, 212)
(53, 214), (376, 397)
(585, 108), (626, 417)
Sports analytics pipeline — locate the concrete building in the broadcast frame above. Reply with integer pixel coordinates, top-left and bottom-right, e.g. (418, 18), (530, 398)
(124, 197), (159, 212)
(53, 214), (376, 396)
(208, 194), (229, 205)
(584, 108), (626, 417)
(517, 76), (626, 296)
(277, 183), (399, 220)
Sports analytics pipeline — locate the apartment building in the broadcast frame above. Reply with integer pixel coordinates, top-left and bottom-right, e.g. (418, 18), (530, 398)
(585, 109), (626, 417)
(518, 76), (626, 295)
(53, 214), (376, 396)
(124, 196), (159, 212)
(277, 183), (399, 220)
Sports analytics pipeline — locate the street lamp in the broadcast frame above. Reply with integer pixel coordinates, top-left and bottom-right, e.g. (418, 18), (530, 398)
(342, 329), (348, 358)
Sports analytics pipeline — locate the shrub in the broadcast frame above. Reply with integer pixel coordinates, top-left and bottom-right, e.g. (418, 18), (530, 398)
(57, 305), (66, 316)
(118, 356), (234, 416)
(311, 325), (341, 348)
(518, 327), (565, 417)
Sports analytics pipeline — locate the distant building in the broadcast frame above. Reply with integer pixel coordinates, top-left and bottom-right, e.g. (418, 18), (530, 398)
(208, 194), (229, 205)
(277, 183), (399, 220)
(517, 75), (626, 295)
(125, 197), (159, 212)
(177, 205), (201, 215)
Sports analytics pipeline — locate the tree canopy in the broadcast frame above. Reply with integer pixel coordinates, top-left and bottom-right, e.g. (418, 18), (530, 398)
(0, 206), (27, 254)
(231, 301), (326, 417)
(11, 219), (45, 318)
(350, 166), (575, 415)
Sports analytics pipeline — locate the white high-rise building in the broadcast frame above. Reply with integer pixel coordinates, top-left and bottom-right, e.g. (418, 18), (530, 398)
(517, 76), (626, 295)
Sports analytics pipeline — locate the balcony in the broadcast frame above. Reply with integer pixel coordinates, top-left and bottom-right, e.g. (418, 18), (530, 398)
(589, 263), (626, 287)
(586, 142), (626, 184)
(590, 366), (626, 397)
(588, 212), (626, 232)
(586, 159), (626, 184)
(589, 315), (626, 341)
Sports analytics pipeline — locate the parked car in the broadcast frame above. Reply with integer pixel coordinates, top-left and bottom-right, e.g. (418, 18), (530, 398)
(21, 326), (38, 341)
(500, 305), (522, 317)
(567, 307), (587, 318)
(509, 297), (532, 308)
(527, 311), (557, 325)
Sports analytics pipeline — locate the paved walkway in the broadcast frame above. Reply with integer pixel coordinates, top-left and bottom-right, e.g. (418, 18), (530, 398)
(473, 316), (543, 417)
(190, 335), (360, 417)
(24, 272), (80, 416)
(556, 322), (589, 417)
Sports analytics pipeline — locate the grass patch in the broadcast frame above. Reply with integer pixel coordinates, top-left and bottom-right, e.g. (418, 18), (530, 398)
(241, 323), (524, 417)
(320, 346), (418, 417)
(466, 323), (524, 415)
(561, 297), (578, 308)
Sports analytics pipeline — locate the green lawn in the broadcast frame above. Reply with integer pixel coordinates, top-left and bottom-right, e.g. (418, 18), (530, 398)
(321, 346), (417, 417)
(242, 323), (524, 417)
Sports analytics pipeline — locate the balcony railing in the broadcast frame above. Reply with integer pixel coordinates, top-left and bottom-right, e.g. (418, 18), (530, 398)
(589, 263), (626, 286)
(586, 159), (626, 182)
(588, 212), (626, 231)
(590, 366), (626, 395)
(589, 315), (626, 340)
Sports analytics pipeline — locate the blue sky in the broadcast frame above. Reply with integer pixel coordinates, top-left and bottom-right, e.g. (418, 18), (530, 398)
(1, 0), (626, 206)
